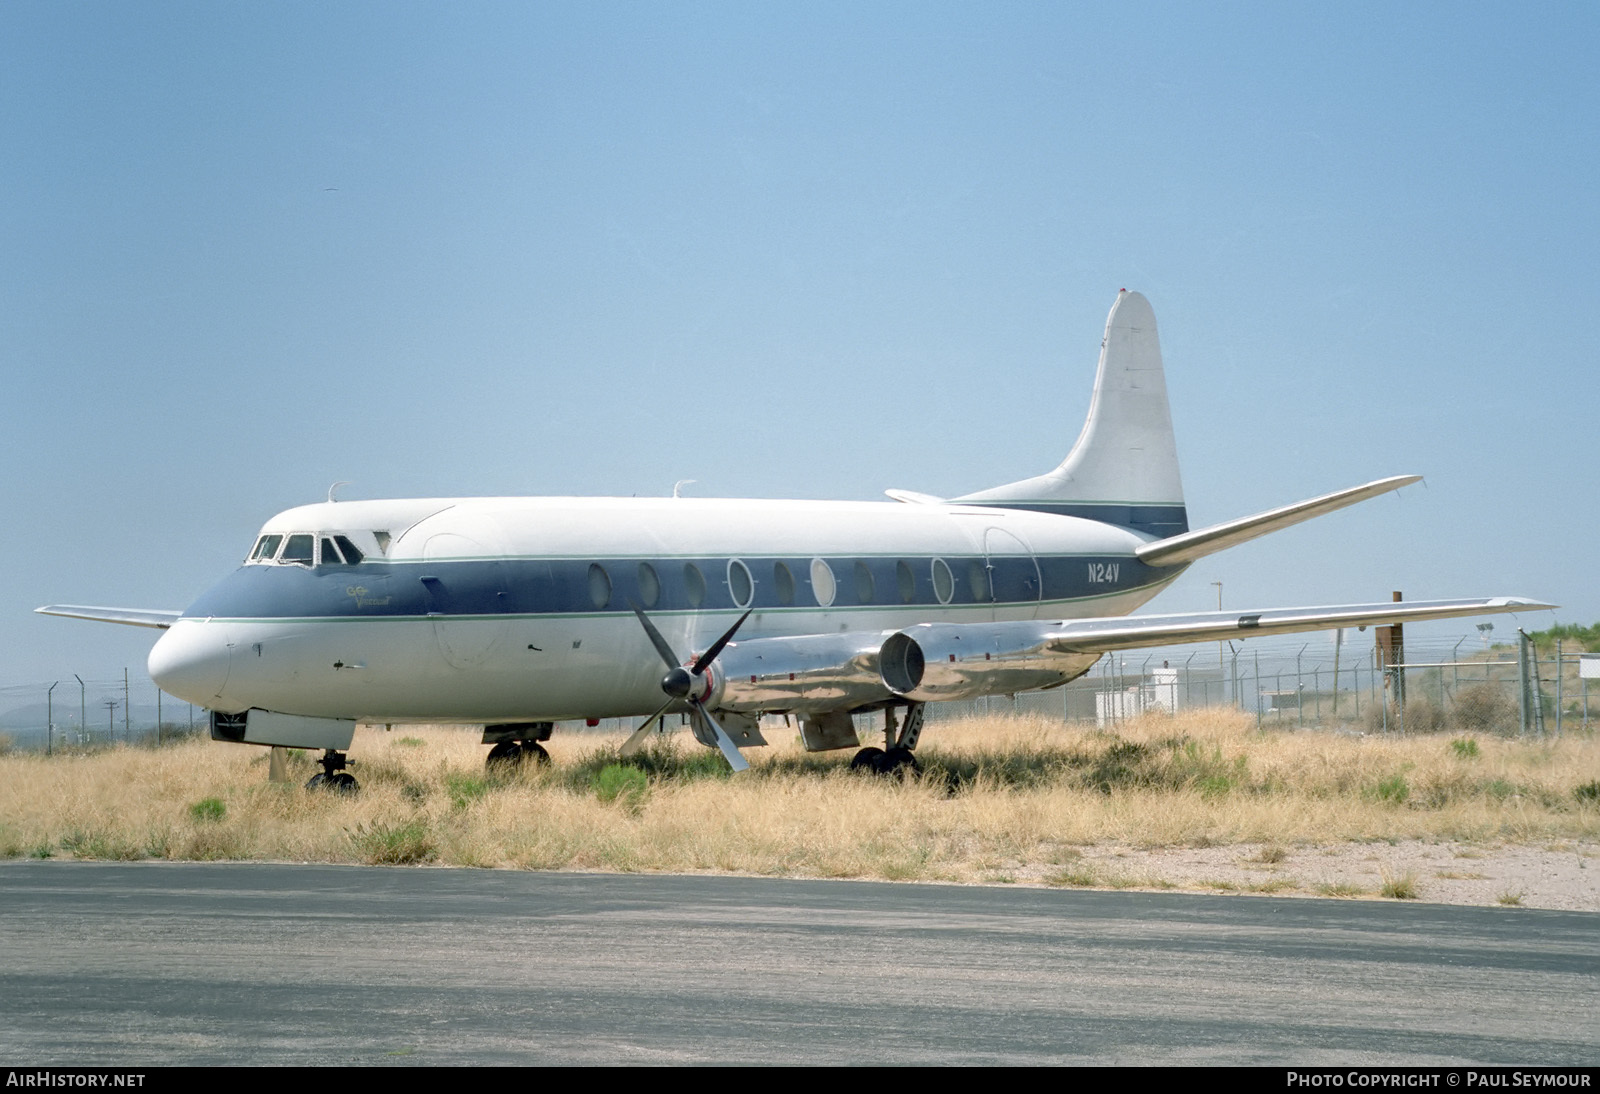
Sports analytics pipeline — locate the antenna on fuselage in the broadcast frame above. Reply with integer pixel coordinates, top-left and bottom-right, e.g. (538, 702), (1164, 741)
(327, 481), (353, 502)
(672, 479), (696, 498)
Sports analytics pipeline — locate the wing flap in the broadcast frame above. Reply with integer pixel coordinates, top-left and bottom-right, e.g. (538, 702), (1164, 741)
(36, 605), (182, 629)
(1135, 475), (1422, 567)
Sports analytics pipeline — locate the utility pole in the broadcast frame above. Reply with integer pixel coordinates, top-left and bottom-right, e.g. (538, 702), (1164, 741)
(123, 668), (130, 740)
(104, 700), (118, 739)
(74, 674), (85, 745)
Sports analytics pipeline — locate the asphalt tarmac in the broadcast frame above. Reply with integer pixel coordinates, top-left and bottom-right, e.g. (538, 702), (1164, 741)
(2, 861), (1595, 1065)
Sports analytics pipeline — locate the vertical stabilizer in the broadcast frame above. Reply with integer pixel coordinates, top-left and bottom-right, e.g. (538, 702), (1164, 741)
(955, 290), (1187, 537)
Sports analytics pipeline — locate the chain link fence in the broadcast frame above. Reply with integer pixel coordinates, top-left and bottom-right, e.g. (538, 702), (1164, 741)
(923, 628), (1593, 738)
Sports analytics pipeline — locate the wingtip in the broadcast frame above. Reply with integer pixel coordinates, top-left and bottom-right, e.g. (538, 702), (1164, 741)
(1494, 597), (1558, 612)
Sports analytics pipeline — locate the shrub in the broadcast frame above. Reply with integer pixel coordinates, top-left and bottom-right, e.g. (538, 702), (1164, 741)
(1450, 738), (1480, 760)
(1402, 697), (1447, 735)
(592, 763), (649, 810)
(1451, 683), (1517, 735)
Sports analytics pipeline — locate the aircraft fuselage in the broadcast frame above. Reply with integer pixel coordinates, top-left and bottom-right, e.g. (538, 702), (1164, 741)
(149, 494), (1182, 723)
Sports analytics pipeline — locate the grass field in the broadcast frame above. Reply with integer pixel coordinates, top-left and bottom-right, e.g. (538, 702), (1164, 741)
(2, 709), (1596, 903)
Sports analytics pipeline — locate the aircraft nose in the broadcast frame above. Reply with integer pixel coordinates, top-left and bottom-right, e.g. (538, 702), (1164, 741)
(148, 622), (232, 707)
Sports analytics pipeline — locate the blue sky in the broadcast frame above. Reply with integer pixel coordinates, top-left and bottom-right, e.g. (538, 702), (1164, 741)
(2, 2), (1595, 694)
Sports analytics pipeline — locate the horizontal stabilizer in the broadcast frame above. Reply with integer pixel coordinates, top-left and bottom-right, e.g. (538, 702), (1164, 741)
(1044, 596), (1551, 654)
(35, 605), (182, 629)
(1134, 475), (1421, 567)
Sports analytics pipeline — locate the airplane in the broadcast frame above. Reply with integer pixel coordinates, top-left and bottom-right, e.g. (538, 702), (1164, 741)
(38, 290), (1551, 790)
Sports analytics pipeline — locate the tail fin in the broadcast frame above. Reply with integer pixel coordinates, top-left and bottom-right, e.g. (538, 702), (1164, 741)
(954, 289), (1186, 537)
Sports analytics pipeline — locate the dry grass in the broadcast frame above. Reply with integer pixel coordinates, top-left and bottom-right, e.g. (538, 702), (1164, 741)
(1, 710), (1596, 890)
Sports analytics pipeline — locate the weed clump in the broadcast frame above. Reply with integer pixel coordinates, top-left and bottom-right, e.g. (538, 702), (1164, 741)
(1380, 870), (1420, 899)
(348, 820), (436, 865)
(445, 773), (490, 810)
(188, 797), (226, 822)
(1450, 738), (1480, 760)
(1368, 775), (1411, 805)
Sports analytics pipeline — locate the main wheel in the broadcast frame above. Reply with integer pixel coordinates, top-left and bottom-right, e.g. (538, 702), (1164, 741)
(327, 772), (359, 793)
(850, 746), (885, 773)
(524, 741), (551, 765)
(883, 747), (922, 777)
(486, 740), (524, 769)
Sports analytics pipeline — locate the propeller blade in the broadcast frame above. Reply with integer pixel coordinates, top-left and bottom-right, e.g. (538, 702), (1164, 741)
(619, 699), (675, 758)
(691, 608), (753, 674)
(692, 703), (750, 773)
(630, 601), (682, 670)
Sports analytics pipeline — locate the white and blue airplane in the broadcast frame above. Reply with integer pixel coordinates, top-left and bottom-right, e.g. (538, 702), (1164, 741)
(40, 291), (1549, 788)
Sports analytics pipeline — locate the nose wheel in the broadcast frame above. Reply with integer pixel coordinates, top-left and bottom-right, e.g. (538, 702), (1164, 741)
(483, 722), (555, 770)
(305, 749), (359, 793)
(486, 740), (551, 768)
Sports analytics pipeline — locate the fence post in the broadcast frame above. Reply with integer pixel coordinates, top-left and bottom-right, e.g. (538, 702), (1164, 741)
(1555, 639), (1563, 738)
(1517, 630), (1529, 738)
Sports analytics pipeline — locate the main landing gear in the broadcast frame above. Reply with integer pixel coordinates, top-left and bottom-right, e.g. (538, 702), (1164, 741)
(306, 749), (358, 793)
(850, 703), (925, 777)
(483, 722), (554, 770)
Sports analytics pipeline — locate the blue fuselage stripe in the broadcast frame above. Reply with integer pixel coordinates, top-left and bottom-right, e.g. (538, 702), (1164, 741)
(181, 554), (1177, 621)
(967, 502), (1188, 537)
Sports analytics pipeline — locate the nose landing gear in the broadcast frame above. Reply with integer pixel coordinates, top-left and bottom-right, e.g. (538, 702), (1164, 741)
(483, 722), (555, 770)
(305, 749), (358, 793)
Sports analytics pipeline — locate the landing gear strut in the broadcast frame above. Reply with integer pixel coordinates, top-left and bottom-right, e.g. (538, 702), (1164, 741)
(305, 749), (358, 793)
(850, 704), (925, 777)
(483, 722), (554, 770)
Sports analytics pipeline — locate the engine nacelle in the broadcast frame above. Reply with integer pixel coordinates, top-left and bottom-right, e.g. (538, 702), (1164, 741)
(708, 631), (896, 714)
(878, 621), (1101, 702)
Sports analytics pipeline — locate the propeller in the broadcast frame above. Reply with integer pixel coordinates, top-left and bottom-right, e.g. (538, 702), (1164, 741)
(619, 605), (754, 771)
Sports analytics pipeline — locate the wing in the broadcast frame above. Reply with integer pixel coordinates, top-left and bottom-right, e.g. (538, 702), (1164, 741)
(35, 605), (182, 629)
(880, 596), (1553, 701)
(1037, 595), (1550, 654)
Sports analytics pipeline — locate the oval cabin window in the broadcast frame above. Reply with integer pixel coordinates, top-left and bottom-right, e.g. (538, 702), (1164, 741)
(683, 563), (706, 608)
(636, 562), (661, 609)
(809, 558), (836, 607)
(727, 559), (754, 608)
(588, 563), (612, 609)
(773, 561), (795, 606)
(896, 560), (915, 604)
(854, 560), (874, 603)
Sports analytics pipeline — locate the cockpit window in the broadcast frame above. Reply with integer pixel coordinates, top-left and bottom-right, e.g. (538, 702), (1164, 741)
(281, 534), (314, 565)
(249, 530), (369, 565)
